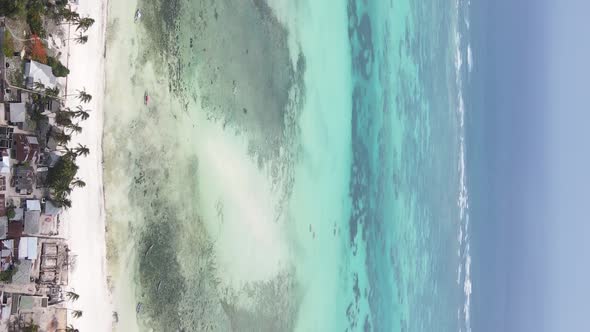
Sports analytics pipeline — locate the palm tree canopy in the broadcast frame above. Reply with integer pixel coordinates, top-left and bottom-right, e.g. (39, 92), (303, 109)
(71, 179), (86, 188)
(75, 34), (88, 44)
(76, 88), (92, 103)
(66, 291), (80, 302)
(67, 123), (83, 134)
(74, 106), (90, 120)
(76, 17), (95, 32)
(74, 144), (90, 157)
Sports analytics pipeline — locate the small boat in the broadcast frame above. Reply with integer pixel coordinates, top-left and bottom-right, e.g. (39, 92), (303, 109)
(144, 243), (154, 257)
(134, 9), (142, 22)
(144, 92), (150, 106)
(136, 302), (143, 314)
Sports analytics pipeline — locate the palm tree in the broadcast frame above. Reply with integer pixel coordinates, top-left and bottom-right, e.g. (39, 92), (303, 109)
(71, 310), (83, 319)
(55, 111), (74, 127)
(73, 105), (90, 120)
(53, 131), (72, 146)
(45, 86), (60, 97)
(55, 197), (72, 209)
(71, 33), (88, 45)
(33, 82), (46, 91)
(57, 7), (80, 24)
(58, 324), (79, 332)
(70, 179), (86, 188)
(76, 16), (95, 32)
(60, 146), (76, 159)
(65, 291), (80, 302)
(75, 88), (92, 103)
(66, 123), (83, 135)
(74, 144), (90, 157)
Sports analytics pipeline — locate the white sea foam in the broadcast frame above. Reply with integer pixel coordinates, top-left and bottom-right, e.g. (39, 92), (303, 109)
(453, 2), (472, 331)
(467, 45), (474, 73)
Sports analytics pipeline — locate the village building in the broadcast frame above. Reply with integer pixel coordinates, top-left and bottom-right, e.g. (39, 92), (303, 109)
(0, 217), (7, 240)
(0, 150), (10, 176)
(0, 196), (5, 217)
(44, 201), (61, 217)
(36, 166), (49, 189)
(11, 260), (32, 285)
(38, 240), (69, 288)
(9, 208), (24, 222)
(17, 237), (38, 262)
(0, 239), (14, 272)
(0, 104), (5, 124)
(24, 211), (41, 236)
(0, 292), (12, 320)
(7, 102), (26, 129)
(0, 126), (14, 150)
(23, 61), (58, 90)
(7, 293), (66, 331)
(14, 166), (35, 195)
(26, 200), (41, 212)
(13, 134), (40, 164)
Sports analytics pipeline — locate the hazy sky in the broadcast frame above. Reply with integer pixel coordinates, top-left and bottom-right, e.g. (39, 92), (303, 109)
(473, 0), (590, 331)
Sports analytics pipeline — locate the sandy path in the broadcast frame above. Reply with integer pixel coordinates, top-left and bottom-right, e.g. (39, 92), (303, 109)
(60, 1), (113, 330)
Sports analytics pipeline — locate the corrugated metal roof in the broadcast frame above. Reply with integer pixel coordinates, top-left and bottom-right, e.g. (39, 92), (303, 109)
(12, 260), (32, 284)
(25, 61), (57, 89)
(26, 200), (41, 211)
(9, 103), (26, 123)
(0, 217), (7, 239)
(44, 200), (61, 216)
(24, 211), (40, 235)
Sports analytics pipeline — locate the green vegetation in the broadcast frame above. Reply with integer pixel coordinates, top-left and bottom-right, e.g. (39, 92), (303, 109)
(8, 65), (24, 88)
(75, 88), (92, 103)
(0, 265), (16, 282)
(6, 208), (15, 219)
(47, 155), (78, 207)
(75, 16), (95, 32)
(72, 33), (88, 44)
(23, 324), (40, 332)
(3, 30), (15, 57)
(66, 291), (80, 302)
(47, 56), (70, 77)
(0, 0), (26, 18)
(25, 0), (46, 37)
(63, 324), (79, 332)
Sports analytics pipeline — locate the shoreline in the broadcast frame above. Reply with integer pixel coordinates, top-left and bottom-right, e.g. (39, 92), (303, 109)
(60, 0), (113, 330)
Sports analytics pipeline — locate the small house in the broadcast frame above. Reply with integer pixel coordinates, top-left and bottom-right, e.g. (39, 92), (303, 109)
(17, 237), (38, 261)
(13, 134), (40, 164)
(44, 200), (61, 216)
(0, 150), (10, 175)
(10, 208), (24, 222)
(15, 166), (35, 195)
(24, 211), (40, 235)
(26, 200), (41, 211)
(0, 126), (14, 149)
(0, 217), (7, 240)
(11, 260), (32, 284)
(8, 102), (26, 126)
(24, 60), (57, 90)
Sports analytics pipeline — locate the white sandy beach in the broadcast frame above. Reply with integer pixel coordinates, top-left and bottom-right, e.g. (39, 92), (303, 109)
(59, 1), (113, 331)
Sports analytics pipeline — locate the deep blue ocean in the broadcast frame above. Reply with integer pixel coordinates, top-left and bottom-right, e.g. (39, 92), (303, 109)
(347, 0), (474, 330)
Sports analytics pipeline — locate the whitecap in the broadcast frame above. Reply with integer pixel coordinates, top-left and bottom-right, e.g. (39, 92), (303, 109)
(467, 44), (473, 73)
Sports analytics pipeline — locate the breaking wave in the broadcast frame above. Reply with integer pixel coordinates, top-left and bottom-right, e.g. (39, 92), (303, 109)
(453, 0), (472, 331)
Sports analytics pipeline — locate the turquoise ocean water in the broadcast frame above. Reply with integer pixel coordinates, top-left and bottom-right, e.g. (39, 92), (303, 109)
(104, 0), (474, 330)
